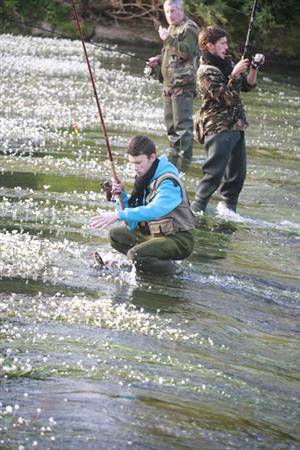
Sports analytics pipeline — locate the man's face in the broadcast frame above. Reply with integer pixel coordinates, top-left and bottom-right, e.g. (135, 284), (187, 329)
(207, 37), (228, 59)
(164, 3), (184, 26)
(128, 153), (157, 177)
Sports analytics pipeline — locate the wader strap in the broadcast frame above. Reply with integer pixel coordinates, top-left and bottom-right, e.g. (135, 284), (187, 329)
(149, 173), (189, 203)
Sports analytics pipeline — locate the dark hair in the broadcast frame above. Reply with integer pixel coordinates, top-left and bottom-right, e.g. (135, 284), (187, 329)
(127, 135), (156, 157)
(199, 26), (227, 51)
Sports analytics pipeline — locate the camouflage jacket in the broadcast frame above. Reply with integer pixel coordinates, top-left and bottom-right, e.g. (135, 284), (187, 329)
(195, 57), (256, 143)
(161, 16), (199, 89)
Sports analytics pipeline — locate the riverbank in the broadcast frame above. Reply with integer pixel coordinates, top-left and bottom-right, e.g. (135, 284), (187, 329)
(94, 22), (160, 46)
(0, 9), (161, 46)
(1, 5), (300, 65)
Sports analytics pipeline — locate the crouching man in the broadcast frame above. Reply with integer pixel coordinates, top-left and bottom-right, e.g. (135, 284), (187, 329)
(91, 135), (195, 274)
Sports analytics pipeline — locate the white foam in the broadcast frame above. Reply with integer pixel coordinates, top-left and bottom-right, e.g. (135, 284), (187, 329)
(216, 202), (300, 233)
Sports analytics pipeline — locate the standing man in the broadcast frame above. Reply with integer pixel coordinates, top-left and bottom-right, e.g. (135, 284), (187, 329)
(91, 136), (195, 275)
(147, 0), (199, 170)
(191, 26), (265, 214)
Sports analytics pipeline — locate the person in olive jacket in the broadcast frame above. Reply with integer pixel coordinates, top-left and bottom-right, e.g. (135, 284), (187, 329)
(147, 0), (199, 170)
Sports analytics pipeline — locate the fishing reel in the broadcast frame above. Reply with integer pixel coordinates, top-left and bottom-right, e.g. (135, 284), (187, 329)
(101, 180), (114, 202)
(144, 63), (155, 78)
(251, 53), (264, 70)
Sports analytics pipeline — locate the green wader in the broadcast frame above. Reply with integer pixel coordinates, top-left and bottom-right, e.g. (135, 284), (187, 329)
(109, 225), (194, 275)
(193, 130), (246, 212)
(163, 87), (195, 169)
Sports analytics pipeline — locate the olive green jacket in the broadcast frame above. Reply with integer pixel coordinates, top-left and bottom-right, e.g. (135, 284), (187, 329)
(160, 16), (199, 89)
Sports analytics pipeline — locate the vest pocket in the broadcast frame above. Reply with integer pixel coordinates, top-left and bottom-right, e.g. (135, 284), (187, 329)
(148, 218), (176, 236)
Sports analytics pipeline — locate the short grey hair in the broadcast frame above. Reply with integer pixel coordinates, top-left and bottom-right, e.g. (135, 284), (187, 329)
(164, 0), (184, 10)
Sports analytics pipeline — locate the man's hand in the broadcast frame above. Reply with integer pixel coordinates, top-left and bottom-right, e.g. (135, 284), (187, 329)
(147, 56), (161, 67)
(231, 58), (250, 79)
(91, 211), (119, 230)
(158, 25), (169, 41)
(112, 179), (123, 195)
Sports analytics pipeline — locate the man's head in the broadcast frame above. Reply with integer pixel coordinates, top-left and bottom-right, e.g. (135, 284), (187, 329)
(199, 26), (228, 59)
(164, 0), (184, 26)
(127, 135), (157, 177)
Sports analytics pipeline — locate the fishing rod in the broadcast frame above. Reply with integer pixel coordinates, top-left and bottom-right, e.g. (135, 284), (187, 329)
(71, 0), (123, 206)
(242, 0), (259, 58)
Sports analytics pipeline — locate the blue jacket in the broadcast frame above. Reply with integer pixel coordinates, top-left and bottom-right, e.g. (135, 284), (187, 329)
(117, 155), (182, 230)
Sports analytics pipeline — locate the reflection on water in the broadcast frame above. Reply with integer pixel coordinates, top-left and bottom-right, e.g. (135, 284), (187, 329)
(0, 34), (299, 450)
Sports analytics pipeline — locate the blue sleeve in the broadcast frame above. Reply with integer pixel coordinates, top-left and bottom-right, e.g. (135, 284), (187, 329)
(117, 179), (182, 225)
(115, 191), (139, 231)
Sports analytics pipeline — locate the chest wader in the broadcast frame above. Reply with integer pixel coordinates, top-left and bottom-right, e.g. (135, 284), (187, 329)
(161, 18), (199, 170)
(109, 174), (195, 274)
(192, 130), (246, 213)
(163, 87), (195, 170)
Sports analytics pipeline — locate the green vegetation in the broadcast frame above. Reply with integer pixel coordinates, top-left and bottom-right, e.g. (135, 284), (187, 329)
(0, 0), (299, 61)
(184, 0), (300, 59)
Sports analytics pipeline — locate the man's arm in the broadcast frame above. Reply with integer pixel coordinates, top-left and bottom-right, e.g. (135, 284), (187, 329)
(118, 179), (182, 223)
(245, 53), (265, 87)
(200, 59), (249, 105)
(91, 179), (182, 230)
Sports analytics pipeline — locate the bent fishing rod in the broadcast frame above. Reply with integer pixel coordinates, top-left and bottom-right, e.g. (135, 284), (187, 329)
(71, 0), (123, 207)
(243, 0), (259, 58)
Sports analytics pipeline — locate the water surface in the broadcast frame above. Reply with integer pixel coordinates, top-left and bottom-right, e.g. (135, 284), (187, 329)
(0, 34), (299, 450)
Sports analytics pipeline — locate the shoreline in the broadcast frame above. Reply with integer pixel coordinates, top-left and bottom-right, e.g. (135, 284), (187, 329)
(1, 14), (300, 66)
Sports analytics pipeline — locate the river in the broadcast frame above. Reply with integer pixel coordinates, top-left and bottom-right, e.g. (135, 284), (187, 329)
(0, 34), (299, 450)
